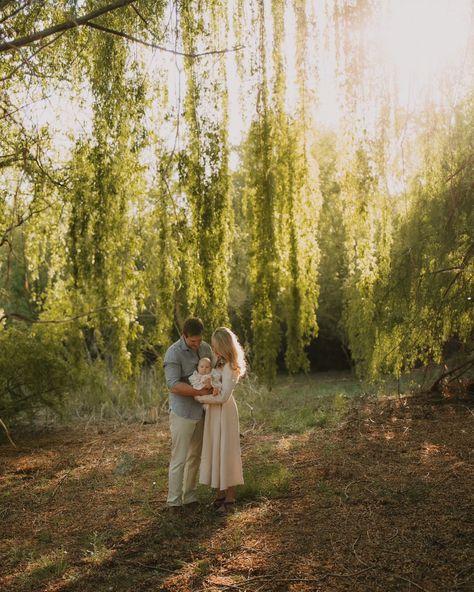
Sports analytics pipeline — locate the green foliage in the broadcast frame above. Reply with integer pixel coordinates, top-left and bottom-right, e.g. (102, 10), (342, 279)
(368, 98), (474, 377)
(178, 0), (232, 331)
(315, 132), (347, 350)
(239, 0), (320, 384)
(0, 326), (77, 421)
(1, 0), (473, 417)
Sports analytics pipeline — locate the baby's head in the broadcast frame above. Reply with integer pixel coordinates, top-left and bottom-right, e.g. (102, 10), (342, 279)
(197, 357), (212, 375)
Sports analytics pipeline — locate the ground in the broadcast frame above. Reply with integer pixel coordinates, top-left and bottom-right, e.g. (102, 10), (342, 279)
(0, 376), (472, 592)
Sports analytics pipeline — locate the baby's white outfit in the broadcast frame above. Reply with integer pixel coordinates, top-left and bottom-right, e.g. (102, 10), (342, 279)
(189, 369), (222, 390)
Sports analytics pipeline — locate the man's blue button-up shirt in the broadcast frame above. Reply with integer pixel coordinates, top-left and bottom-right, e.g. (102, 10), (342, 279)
(163, 337), (213, 420)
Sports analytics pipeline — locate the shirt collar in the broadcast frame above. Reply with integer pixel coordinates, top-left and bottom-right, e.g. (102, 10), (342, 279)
(179, 336), (190, 351)
(179, 336), (201, 355)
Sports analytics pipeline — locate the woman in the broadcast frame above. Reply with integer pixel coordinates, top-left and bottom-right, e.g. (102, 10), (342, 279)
(194, 327), (246, 512)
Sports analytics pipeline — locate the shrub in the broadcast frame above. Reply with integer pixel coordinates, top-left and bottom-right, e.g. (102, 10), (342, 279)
(0, 326), (77, 423)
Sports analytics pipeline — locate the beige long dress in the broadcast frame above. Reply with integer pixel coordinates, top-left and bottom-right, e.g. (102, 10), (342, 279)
(195, 363), (244, 490)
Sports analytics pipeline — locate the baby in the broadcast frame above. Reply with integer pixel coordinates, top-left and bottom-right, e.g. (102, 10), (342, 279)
(189, 357), (221, 393)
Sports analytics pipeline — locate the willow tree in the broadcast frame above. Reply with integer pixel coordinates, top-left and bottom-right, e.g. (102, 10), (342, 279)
(330, 0), (393, 375)
(66, 27), (148, 378)
(240, 0), (281, 385)
(281, 0), (320, 373)
(238, 0), (320, 383)
(332, 0), (473, 382)
(370, 96), (474, 379)
(177, 0), (232, 333)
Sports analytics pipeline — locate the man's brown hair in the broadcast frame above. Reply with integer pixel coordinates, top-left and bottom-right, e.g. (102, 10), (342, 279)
(182, 317), (204, 337)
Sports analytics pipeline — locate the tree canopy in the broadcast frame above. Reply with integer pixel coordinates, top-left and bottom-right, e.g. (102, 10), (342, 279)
(1, 0), (473, 420)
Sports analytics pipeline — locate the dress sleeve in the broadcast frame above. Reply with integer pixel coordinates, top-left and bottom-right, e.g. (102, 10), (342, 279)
(211, 369), (222, 388)
(195, 364), (238, 404)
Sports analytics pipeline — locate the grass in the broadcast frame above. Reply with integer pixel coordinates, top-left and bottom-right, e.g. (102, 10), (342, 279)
(18, 549), (69, 590)
(83, 532), (114, 564)
(238, 371), (362, 434)
(239, 442), (292, 501)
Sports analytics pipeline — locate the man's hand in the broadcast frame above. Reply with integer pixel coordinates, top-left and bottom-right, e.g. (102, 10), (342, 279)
(197, 386), (213, 395)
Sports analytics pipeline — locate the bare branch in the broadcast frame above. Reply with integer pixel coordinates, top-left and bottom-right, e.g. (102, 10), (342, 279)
(0, 417), (16, 447)
(445, 155), (474, 183)
(0, 0), (137, 53)
(86, 21), (244, 58)
(429, 358), (474, 392)
(442, 242), (474, 299)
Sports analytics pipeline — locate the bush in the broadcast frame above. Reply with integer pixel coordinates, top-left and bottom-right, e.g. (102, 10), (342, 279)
(0, 326), (77, 423)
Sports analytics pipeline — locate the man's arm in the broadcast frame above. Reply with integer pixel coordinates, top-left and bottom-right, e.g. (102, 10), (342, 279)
(171, 382), (213, 397)
(164, 354), (213, 397)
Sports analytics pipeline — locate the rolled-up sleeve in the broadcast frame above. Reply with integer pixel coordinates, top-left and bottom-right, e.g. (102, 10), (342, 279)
(164, 348), (182, 389)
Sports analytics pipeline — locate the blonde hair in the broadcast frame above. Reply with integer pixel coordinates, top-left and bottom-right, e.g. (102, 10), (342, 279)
(212, 327), (246, 377)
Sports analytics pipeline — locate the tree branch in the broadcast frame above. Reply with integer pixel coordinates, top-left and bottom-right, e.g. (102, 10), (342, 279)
(442, 242), (474, 299)
(0, 0), (16, 12)
(0, 417), (16, 447)
(0, 0), (137, 53)
(86, 21), (244, 58)
(429, 358), (474, 393)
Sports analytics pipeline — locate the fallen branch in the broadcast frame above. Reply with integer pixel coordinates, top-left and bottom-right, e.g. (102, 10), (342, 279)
(351, 534), (372, 567)
(49, 468), (74, 500)
(122, 559), (176, 573)
(344, 479), (372, 498)
(392, 574), (430, 591)
(429, 358), (474, 393)
(221, 567), (375, 590)
(0, 416), (16, 447)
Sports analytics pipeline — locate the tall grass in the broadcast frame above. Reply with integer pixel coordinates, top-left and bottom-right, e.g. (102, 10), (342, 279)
(237, 371), (364, 434)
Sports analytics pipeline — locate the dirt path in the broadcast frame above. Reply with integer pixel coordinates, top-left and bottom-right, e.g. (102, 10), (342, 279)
(1, 393), (472, 592)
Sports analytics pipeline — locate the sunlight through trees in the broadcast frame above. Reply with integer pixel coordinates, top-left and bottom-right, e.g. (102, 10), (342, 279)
(0, 0), (473, 419)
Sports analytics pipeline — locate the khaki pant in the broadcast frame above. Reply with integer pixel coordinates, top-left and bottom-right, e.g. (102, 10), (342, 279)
(167, 411), (204, 506)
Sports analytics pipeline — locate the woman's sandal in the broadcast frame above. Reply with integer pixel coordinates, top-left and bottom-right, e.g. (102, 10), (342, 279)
(216, 500), (236, 514)
(212, 496), (226, 508)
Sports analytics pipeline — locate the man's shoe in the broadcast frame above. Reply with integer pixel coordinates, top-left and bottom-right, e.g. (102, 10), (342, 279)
(167, 505), (182, 515)
(183, 500), (199, 510)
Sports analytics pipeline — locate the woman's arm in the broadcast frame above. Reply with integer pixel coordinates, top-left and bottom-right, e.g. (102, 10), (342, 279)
(195, 365), (237, 404)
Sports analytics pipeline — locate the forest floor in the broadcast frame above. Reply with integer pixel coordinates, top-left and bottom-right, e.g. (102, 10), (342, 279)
(0, 374), (473, 592)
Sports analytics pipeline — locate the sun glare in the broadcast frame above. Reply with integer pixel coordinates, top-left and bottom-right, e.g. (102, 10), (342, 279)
(315, 0), (473, 128)
(381, 0), (472, 105)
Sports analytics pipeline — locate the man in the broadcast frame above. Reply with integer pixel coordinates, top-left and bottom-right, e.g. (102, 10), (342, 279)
(163, 317), (213, 510)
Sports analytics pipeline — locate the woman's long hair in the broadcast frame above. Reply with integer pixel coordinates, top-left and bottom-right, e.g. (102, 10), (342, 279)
(212, 327), (246, 377)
